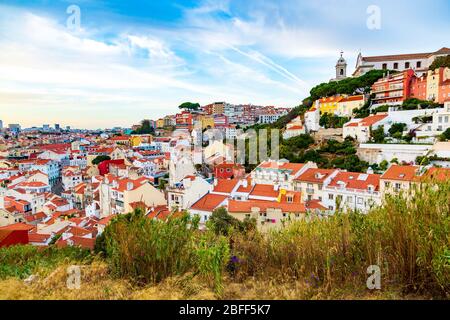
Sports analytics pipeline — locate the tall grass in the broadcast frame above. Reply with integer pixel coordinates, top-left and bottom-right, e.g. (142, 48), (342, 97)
(101, 210), (230, 294)
(230, 179), (449, 297)
(0, 245), (91, 279)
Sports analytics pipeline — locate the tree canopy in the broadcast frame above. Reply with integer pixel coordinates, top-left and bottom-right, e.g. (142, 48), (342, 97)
(309, 69), (389, 101)
(178, 102), (200, 111)
(429, 55), (450, 70)
(132, 119), (154, 135)
(92, 155), (111, 165)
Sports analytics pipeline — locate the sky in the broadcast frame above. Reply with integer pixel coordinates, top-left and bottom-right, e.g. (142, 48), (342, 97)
(0, 0), (449, 129)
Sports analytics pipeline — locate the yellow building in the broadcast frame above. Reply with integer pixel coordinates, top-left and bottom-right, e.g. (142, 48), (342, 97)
(129, 135), (142, 147)
(317, 96), (343, 115)
(336, 95), (365, 117)
(427, 69), (440, 101)
(199, 115), (215, 129)
(156, 119), (164, 128)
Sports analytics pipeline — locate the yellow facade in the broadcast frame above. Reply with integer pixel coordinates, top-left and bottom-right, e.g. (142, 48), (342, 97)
(427, 69), (440, 102)
(156, 119), (164, 128)
(129, 135), (142, 147)
(317, 96), (343, 115)
(200, 116), (215, 129)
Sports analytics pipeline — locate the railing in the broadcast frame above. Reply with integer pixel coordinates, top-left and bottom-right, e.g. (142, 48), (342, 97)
(324, 186), (380, 196)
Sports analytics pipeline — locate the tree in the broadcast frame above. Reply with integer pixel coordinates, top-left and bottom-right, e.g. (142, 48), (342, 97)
(209, 207), (240, 236)
(388, 123), (407, 137)
(379, 160), (389, 171)
(439, 128), (450, 141)
(429, 55), (450, 70)
(370, 126), (385, 143)
(92, 155), (111, 165)
(132, 119), (154, 135)
(178, 102), (200, 111)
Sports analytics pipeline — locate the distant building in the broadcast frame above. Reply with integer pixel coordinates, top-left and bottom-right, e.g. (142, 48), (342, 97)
(370, 69), (415, 109)
(353, 47), (450, 77)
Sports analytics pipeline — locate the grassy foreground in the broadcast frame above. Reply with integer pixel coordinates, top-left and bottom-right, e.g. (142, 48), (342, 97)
(0, 179), (449, 300)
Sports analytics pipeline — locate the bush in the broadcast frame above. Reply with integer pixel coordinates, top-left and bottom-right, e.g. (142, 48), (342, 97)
(92, 155), (111, 165)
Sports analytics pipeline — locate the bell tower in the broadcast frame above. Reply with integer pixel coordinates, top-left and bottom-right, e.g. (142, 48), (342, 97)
(335, 51), (347, 80)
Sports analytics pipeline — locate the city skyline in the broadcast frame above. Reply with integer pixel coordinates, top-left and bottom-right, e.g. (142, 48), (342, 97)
(1, 0), (449, 129)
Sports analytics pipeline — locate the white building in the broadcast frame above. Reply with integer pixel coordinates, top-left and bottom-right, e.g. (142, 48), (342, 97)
(357, 143), (433, 164)
(353, 47), (450, 77)
(343, 114), (388, 143)
(415, 102), (450, 141)
(322, 171), (382, 213)
(283, 116), (306, 140)
(304, 104), (320, 133)
(167, 175), (211, 211)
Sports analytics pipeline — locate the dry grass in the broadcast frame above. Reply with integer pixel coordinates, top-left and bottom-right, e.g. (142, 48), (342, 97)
(0, 262), (421, 300)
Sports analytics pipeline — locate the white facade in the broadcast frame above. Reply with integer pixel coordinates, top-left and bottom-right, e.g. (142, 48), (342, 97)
(357, 143), (433, 164)
(167, 176), (211, 211)
(304, 105), (320, 132)
(322, 184), (381, 213)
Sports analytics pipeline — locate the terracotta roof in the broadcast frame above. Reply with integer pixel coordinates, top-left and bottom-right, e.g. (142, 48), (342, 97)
(228, 199), (306, 214)
(340, 95), (364, 102)
(295, 168), (336, 183)
(416, 167), (450, 182)
(190, 193), (227, 212)
(361, 48), (450, 62)
(249, 184), (279, 198)
(381, 165), (419, 181)
(257, 161), (305, 176)
(0, 222), (35, 231)
(213, 179), (240, 194)
(328, 172), (381, 190)
(361, 114), (388, 126)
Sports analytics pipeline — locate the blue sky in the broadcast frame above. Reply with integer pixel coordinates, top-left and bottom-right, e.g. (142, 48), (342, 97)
(0, 0), (449, 129)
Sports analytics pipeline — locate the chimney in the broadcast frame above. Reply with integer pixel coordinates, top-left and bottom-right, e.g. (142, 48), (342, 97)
(242, 179), (248, 188)
(213, 178), (218, 187)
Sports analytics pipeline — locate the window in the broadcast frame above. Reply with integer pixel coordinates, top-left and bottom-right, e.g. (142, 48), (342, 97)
(393, 62), (398, 69)
(382, 63), (387, 70)
(405, 62), (410, 69)
(395, 183), (401, 191)
(340, 69), (344, 75)
(328, 194), (334, 200)
(385, 182), (390, 188)
(346, 196), (352, 203)
(357, 197), (364, 205)
(416, 61), (421, 68)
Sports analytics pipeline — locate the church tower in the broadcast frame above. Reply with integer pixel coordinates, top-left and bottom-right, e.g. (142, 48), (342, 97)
(335, 51), (347, 80)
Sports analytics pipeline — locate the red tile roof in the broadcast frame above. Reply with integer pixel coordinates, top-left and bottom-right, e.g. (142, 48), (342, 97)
(249, 184), (279, 198)
(295, 168), (336, 183)
(190, 193), (227, 212)
(328, 172), (381, 190)
(381, 165), (419, 181)
(213, 179), (240, 194)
